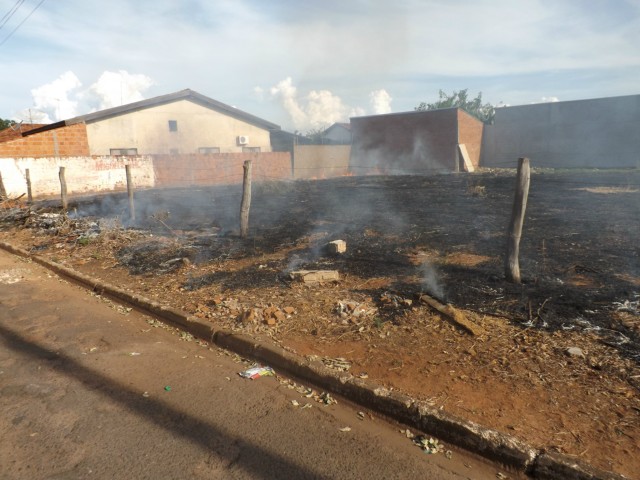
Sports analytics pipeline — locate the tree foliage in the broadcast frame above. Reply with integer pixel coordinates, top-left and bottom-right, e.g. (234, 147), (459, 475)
(415, 89), (495, 124)
(0, 118), (16, 130)
(305, 125), (329, 144)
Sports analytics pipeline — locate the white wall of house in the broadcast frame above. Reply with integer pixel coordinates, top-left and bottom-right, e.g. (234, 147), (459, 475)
(0, 156), (155, 198)
(85, 100), (273, 155)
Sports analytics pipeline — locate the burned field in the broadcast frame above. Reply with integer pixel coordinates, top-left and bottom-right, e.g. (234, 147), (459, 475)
(1, 169), (639, 477)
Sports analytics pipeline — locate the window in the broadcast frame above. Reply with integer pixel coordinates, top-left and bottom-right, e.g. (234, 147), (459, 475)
(168, 120), (178, 132)
(110, 148), (138, 155)
(198, 147), (221, 154)
(242, 146), (261, 152)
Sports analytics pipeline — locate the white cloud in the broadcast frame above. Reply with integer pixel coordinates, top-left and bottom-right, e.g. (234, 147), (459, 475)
(370, 89), (392, 114)
(15, 70), (154, 123)
(85, 70), (155, 110)
(29, 71), (82, 122)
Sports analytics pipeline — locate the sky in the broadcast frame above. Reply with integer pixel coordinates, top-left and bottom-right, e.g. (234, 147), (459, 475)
(1, 0), (639, 132)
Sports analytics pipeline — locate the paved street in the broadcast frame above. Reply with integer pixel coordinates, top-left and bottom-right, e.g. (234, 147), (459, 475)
(0, 248), (503, 479)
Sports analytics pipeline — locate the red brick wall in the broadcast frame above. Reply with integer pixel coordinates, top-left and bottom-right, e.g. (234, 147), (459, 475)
(0, 124), (90, 157)
(152, 152), (292, 187)
(350, 109), (459, 174)
(457, 110), (484, 168)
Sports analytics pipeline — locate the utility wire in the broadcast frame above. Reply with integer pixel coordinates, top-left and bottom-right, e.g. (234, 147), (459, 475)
(0, 0), (46, 47)
(0, 0), (25, 29)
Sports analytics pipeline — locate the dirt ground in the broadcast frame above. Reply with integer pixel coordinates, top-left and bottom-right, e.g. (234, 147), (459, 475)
(1, 169), (639, 478)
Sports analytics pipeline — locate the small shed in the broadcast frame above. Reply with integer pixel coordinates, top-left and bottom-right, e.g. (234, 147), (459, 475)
(349, 108), (483, 175)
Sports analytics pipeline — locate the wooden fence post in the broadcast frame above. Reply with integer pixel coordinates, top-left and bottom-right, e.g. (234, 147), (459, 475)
(0, 172), (7, 200)
(125, 164), (135, 221)
(59, 166), (68, 211)
(25, 168), (33, 204)
(505, 157), (531, 283)
(239, 160), (252, 238)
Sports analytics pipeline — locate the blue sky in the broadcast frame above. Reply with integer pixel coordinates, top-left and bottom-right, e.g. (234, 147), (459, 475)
(1, 0), (639, 131)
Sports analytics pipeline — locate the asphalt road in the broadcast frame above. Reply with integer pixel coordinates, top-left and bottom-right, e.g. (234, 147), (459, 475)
(0, 248), (506, 479)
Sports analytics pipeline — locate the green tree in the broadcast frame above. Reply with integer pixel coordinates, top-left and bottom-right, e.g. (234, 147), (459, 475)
(415, 89), (495, 124)
(305, 125), (328, 144)
(0, 118), (16, 130)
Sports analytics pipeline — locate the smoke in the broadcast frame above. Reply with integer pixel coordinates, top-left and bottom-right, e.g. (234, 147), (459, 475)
(420, 261), (444, 300)
(369, 89), (392, 114)
(15, 70), (154, 123)
(266, 77), (385, 131)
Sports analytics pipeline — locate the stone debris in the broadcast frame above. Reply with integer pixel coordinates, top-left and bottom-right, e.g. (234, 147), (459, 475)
(289, 270), (340, 284)
(325, 239), (347, 254)
(565, 347), (586, 359)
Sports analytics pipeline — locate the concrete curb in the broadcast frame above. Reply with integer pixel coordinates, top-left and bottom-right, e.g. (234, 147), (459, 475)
(0, 241), (628, 480)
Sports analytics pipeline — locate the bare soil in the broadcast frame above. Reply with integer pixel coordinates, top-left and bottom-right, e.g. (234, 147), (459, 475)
(2, 169), (639, 478)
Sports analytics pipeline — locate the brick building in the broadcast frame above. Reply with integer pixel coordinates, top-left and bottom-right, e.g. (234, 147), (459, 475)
(349, 108), (484, 174)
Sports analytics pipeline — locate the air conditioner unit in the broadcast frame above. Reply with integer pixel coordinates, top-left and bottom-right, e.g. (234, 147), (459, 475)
(237, 135), (249, 145)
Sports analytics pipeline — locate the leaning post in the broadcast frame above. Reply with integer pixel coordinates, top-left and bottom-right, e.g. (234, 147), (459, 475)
(125, 164), (135, 221)
(239, 160), (252, 238)
(505, 157), (531, 283)
(59, 166), (68, 211)
(0, 171), (7, 200)
(25, 168), (33, 204)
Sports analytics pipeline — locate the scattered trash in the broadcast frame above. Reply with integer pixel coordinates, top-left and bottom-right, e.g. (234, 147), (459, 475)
(128, 352), (141, 356)
(291, 400), (299, 407)
(142, 391), (149, 398)
(239, 365), (275, 379)
(613, 296), (640, 315)
(445, 450), (453, 459)
(496, 473), (508, 479)
(334, 300), (377, 320)
(339, 426), (351, 432)
(319, 392), (337, 405)
(301, 403), (312, 409)
(414, 436), (444, 454)
(164, 386), (171, 391)
(321, 357), (352, 372)
(400, 428), (415, 439)
(357, 411), (365, 420)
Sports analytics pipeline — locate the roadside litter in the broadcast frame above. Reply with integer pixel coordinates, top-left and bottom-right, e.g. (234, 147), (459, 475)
(414, 435), (445, 454)
(239, 365), (275, 379)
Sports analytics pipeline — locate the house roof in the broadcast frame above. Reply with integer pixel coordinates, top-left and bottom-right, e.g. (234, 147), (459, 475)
(24, 89), (280, 136)
(0, 123), (47, 142)
(325, 122), (351, 133)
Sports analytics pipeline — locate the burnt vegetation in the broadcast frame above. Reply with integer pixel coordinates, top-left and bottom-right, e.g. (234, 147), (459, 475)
(8, 169), (636, 359)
